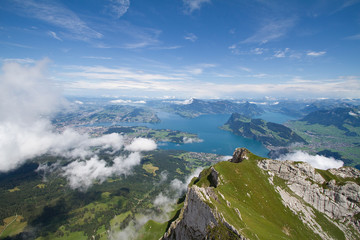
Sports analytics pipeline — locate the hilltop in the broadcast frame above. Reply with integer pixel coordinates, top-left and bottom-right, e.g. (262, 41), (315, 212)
(162, 148), (360, 239)
(222, 113), (306, 148)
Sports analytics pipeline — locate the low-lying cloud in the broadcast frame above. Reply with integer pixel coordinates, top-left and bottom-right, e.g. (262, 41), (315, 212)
(0, 60), (157, 191)
(111, 168), (203, 239)
(62, 152), (143, 190)
(183, 136), (203, 144)
(277, 151), (344, 170)
(125, 138), (157, 152)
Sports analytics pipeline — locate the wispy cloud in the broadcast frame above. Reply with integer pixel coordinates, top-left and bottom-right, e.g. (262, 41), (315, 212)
(251, 47), (266, 55)
(332, 0), (360, 14)
(184, 33), (198, 42)
(345, 34), (360, 40)
(2, 58), (35, 64)
(239, 66), (252, 72)
(185, 63), (216, 75)
(150, 45), (182, 50)
(105, 0), (130, 19)
(242, 18), (295, 44)
(47, 31), (62, 41)
(62, 64), (360, 99)
(82, 56), (112, 60)
(109, 21), (162, 49)
(183, 0), (211, 14)
(0, 41), (34, 49)
(10, 0), (102, 41)
(63, 65), (181, 81)
(307, 51), (326, 57)
(273, 48), (290, 58)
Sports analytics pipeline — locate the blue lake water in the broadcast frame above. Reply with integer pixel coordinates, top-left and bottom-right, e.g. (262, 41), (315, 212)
(255, 111), (298, 124)
(94, 112), (261, 157)
(91, 112), (296, 157)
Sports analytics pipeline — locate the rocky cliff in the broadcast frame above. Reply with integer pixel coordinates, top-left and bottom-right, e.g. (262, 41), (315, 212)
(161, 148), (360, 240)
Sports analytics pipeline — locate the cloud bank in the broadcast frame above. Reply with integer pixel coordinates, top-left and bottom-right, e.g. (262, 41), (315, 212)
(0, 60), (157, 189)
(62, 152), (143, 191)
(277, 151), (344, 170)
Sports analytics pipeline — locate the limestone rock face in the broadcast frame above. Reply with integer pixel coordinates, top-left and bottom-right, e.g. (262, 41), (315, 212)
(161, 148), (360, 240)
(258, 159), (360, 236)
(161, 185), (246, 240)
(230, 148), (250, 163)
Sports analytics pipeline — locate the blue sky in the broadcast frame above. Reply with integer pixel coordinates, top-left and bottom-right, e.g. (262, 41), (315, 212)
(1, 0), (360, 99)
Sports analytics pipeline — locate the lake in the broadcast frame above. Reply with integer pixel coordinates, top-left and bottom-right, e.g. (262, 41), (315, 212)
(98, 111), (293, 158)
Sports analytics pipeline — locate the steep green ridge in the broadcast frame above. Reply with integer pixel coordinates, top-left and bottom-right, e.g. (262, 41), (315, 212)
(190, 155), (323, 239)
(162, 149), (359, 239)
(223, 113), (306, 148)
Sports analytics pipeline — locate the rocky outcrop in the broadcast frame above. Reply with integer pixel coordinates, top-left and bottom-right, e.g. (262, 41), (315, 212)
(161, 185), (246, 240)
(230, 148), (250, 163)
(161, 148), (360, 240)
(258, 159), (360, 238)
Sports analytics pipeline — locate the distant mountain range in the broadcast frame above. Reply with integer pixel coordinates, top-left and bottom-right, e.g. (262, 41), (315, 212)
(300, 107), (360, 136)
(169, 98), (264, 118)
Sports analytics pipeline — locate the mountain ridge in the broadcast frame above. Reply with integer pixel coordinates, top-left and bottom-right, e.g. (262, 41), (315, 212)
(222, 113), (306, 149)
(161, 148), (360, 240)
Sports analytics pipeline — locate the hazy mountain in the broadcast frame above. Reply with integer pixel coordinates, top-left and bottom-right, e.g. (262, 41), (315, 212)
(170, 99), (264, 118)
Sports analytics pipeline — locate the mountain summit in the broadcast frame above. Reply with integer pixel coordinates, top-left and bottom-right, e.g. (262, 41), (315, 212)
(162, 148), (360, 239)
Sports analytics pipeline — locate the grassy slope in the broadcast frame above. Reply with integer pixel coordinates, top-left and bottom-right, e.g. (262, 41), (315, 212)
(191, 153), (346, 239)
(0, 216), (27, 239)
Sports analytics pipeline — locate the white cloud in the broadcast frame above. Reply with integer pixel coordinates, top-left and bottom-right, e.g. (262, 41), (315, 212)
(82, 56), (112, 60)
(242, 18), (295, 44)
(65, 72), (360, 99)
(345, 34), (360, 40)
(183, 137), (203, 144)
(251, 47), (266, 55)
(184, 33), (198, 42)
(11, 0), (102, 41)
(307, 51), (326, 57)
(274, 48), (290, 58)
(105, 0), (130, 19)
(62, 152), (141, 190)
(2, 58), (35, 64)
(239, 66), (252, 72)
(170, 167), (203, 193)
(183, 0), (211, 14)
(109, 99), (146, 104)
(164, 98), (194, 105)
(47, 31), (62, 41)
(63, 65), (180, 81)
(277, 151), (344, 170)
(249, 73), (268, 78)
(0, 60), (156, 177)
(125, 138), (157, 152)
